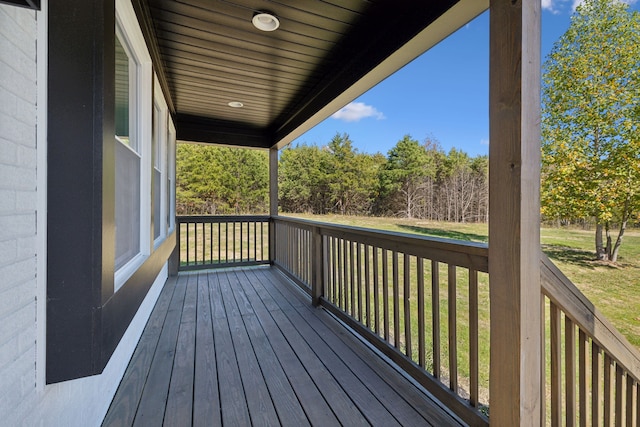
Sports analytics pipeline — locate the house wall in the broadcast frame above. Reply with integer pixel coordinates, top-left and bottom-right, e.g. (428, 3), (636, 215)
(0, 4), (167, 426)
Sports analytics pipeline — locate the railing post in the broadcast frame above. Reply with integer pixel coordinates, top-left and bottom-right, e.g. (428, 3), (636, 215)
(311, 226), (324, 306)
(489, 0), (542, 424)
(269, 147), (278, 264)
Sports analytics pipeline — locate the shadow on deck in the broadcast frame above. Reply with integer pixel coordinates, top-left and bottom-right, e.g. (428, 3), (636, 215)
(102, 266), (463, 426)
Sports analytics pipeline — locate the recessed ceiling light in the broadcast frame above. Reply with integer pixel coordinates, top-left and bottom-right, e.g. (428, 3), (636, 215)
(252, 11), (279, 32)
(228, 101), (244, 108)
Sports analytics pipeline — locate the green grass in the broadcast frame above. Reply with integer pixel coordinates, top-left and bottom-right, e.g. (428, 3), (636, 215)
(288, 213), (640, 350)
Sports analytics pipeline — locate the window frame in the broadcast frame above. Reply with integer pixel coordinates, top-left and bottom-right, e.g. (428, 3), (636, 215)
(152, 75), (168, 246)
(113, 0), (153, 292)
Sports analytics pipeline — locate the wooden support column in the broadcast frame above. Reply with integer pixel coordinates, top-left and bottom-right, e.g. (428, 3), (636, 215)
(269, 147), (278, 263)
(489, 0), (542, 425)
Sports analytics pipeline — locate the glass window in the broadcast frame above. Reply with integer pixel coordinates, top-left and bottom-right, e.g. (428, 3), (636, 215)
(114, 32), (141, 270)
(152, 102), (164, 242)
(167, 123), (175, 232)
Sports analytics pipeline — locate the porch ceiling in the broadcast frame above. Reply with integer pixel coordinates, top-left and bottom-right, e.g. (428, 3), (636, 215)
(138, 0), (487, 149)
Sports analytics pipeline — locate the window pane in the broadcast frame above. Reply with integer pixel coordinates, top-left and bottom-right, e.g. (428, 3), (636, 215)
(154, 168), (161, 240)
(115, 143), (141, 269)
(115, 36), (130, 146)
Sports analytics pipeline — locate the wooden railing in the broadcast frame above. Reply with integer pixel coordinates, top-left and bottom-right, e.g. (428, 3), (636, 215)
(541, 255), (640, 426)
(175, 214), (640, 425)
(176, 215), (270, 270)
(272, 216), (490, 426)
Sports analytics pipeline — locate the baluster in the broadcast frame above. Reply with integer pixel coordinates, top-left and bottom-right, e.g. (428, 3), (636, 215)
(332, 237), (338, 305)
(593, 342), (602, 427)
(615, 365), (623, 427)
(392, 251), (400, 349)
(626, 376), (636, 427)
(579, 330), (588, 427)
(232, 221), (236, 263)
(550, 301), (561, 427)
(566, 316), (576, 427)
(217, 222), (221, 263)
(186, 222), (190, 265)
(337, 238), (344, 310)
(225, 221), (229, 263)
(364, 244), (371, 329)
(403, 254), (411, 359)
(417, 257), (425, 369)
(357, 242), (363, 322)
(605, 354), (613, 426)
(343, 238), (349, 311)
(432, 260), (441, 379)
(636, 381), (639, 427)
(469, 269), (479, 407)
(253, 221), (257, 262)
(201, 221), (205, 264)
(448, 264), (457, 393)
(350, 241), (356, 317)
(382, 248), (389, 341)
(373, 247), (380, 335)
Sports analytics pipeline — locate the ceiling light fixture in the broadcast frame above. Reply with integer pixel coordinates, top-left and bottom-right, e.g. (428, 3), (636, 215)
(228, 101), (244, 108)
(252, 11), (279, 32)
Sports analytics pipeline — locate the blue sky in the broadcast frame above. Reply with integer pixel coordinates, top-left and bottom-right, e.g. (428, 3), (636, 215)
(291, 0), (639, 157)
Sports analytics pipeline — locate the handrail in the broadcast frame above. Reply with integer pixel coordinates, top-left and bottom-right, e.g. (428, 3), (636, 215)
(540, 254), (640, 425)
(273, 215), (488, 272)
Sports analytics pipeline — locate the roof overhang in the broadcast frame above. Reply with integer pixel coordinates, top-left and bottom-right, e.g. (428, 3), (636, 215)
(136, 0), (489, 149)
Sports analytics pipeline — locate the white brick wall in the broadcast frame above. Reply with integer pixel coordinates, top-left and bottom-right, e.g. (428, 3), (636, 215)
(0, 4), (38, 425)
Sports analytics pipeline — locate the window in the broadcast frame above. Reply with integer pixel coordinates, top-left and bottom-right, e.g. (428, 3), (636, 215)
(167, 120), (176, 232)
(152, 100), (164, 242)
(152, 76), (169, 244)
(114, 31), (141, 270)
(113, 4), (152, 290)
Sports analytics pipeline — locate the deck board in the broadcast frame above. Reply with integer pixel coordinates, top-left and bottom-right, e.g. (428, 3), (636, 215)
(103, 266), (463, 427)
(132, 274), (187, 426)
(192, 273), (221, 427)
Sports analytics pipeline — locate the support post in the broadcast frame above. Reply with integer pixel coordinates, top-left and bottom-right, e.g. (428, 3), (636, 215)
(269, 147), (278, 263)
(489, 0), (542, 425)
(311, 227), (324, 306)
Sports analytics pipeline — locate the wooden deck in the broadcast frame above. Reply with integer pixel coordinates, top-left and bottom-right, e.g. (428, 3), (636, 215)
(102, 266), (463, 426)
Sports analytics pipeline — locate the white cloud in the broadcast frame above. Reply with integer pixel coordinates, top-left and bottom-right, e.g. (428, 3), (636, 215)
(542, 0), (556, 11)
(331, 102), (386, 122)
(480, 138), (489, 146)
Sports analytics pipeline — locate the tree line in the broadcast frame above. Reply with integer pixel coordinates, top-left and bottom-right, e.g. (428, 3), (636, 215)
(176, 133), (488, 223)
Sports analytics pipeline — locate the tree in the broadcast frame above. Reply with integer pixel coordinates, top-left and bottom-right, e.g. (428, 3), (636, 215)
(380, 135), (435, 218)
(324, 133), (380, 215)
(541, 0), (640, 262)
(279, 144), (330, 214)
(176, 144), (268, 214)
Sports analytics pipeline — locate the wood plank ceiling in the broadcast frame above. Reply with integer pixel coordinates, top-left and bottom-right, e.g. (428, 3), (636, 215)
(137, 0), (473, 149)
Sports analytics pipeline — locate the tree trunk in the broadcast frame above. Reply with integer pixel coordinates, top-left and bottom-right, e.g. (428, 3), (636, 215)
(605, 222), (612, 260)
(611, 220), (627, 263)
(595, 222), (607, 260)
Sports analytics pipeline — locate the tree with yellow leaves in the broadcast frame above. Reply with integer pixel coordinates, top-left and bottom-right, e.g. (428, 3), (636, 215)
(541, 0), (640, 262)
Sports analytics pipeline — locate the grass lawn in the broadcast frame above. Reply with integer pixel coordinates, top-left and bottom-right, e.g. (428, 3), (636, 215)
(286, 213), (640, 350)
